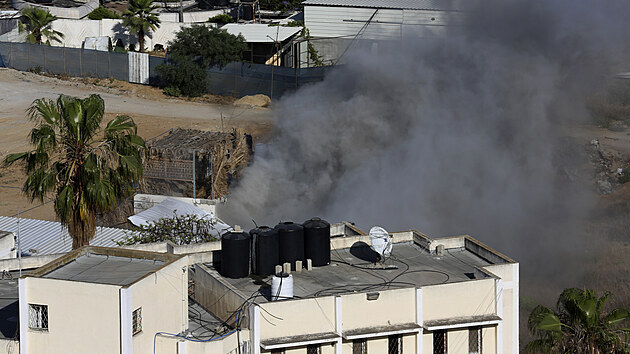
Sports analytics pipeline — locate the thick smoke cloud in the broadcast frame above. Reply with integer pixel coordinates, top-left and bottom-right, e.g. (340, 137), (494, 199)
(224, 1), (630, 290)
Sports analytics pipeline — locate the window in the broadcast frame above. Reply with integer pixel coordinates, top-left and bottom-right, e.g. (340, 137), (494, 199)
(132, 308), (142, 335)
(306, 344), (321, 354)
(353, 339), (367, 354)
(388, 334), (403, 354)
(28, 304), (48, 330)
(433, 330), (447, 354)
(469, 326), (482, 354)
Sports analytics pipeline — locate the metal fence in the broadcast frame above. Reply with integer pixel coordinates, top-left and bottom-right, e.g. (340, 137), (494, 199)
(0, 41), (330, 98)
(0, 42), (129, 81)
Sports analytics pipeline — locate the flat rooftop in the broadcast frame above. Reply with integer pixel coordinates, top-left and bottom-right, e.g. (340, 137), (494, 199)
(213, 240), (496, 302)
(188, 299), (226, 340)
(42, 253), (166, 286)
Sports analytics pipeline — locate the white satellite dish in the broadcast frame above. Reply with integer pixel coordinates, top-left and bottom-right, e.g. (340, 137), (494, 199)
(369, 226), (393, 265)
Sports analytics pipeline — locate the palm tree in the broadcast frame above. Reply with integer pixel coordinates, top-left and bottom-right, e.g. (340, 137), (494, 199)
(527, 288), (630, 353)
(3, 94), (145, 249)
(18, 7), (64, 45)
(122, 0), (160, 53)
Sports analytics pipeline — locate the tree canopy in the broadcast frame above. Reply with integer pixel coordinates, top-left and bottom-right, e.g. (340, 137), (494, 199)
(157, 25), (246, 97)
(527, 288), (630, 353)
(122, 0), (160, 52)
(88, 6), (122, 20)
(18, 7), (64, 45)
(3, 94), (145, 249)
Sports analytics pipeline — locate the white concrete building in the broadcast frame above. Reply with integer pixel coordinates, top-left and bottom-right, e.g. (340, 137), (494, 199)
(0, 221), (518, 354)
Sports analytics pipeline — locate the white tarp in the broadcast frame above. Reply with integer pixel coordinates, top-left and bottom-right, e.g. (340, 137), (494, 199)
(128, 198), (232, 235)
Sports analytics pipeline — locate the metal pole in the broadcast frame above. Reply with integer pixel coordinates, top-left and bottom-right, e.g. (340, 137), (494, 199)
(192, 150), (196, 200)
(210, 150), (213, 200)
(17, 207), (22, 277)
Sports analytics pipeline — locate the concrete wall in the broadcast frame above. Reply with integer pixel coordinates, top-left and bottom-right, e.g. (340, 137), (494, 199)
(483, 263), (519, 354)
(0, 338), (18, 354)
(132, 257), (189, 354)
(49, 19), (195, 50)
(342, 287), (415, 330)
(0, 232), (15, 260)
(192, 264), (248, 328)
(422, 278), (496, 321)
(259, 296), (336, 340)
(20, 277), (121, 354)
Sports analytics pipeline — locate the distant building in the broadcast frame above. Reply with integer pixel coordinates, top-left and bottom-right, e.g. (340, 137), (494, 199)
(302, 0), (474, 65)
(0, 221), (518, 354)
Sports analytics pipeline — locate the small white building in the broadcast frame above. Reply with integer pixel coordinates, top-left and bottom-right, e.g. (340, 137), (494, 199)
(302, 0), (474, 65)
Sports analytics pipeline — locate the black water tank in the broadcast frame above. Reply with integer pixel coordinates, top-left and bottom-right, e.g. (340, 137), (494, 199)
(303, 217), (331, 266)
(250, 226), (279, 276)
(221, 231), (251, 278)
(275, 222), (304, 269)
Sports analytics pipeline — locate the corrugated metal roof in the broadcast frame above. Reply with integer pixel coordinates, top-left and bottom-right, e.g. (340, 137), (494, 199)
(221, 24), (302, 43)
(0, 216), (131, 257)
(303, 0), (472, 11)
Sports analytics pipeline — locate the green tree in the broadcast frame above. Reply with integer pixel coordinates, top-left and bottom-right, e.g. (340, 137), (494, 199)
(3, 95), (145, 249)
(122, 0), (160, 52)
(166, 25), (246, 68)
(117, 213), (221, 246)
(157, 25), (246, 97)
(18, 7), (64, 45)
(527, 288), (630, 353)
(88, 6), (122, 20)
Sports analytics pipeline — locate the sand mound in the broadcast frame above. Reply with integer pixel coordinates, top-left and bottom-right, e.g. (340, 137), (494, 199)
(234, 94), (271, 107)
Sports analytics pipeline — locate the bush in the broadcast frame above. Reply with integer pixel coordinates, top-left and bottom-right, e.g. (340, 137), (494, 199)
(117, 213), (221, 245)
(167, 25), (247, 68)
(87, 6), (121, 20)
(208, 14), (234, 24)
(156, 58), (207, 97)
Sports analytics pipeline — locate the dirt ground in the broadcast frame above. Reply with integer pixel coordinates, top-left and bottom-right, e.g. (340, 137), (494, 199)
(0, 68), (274, 221)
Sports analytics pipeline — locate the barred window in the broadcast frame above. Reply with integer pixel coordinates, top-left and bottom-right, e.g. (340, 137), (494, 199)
(433, 330), (447, 354)
(469, 326), (482, 354)
(306, 344), (321, 354)
(353, 339), (367, 354)
(388, 334), (402, 354)
(132, 308), (142, 335)
(28, 304), (48, 330)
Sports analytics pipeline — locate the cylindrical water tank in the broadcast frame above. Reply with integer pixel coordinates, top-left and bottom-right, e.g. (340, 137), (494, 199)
(270, 273), (293, 301)
(220, 231), (251, 278)
(250, 226), (279, 276)
(275, 222), (304, 268)
(302, 217), (331, 267)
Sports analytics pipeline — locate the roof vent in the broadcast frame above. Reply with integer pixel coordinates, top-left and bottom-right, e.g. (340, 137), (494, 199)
(436, 244), (445, 257)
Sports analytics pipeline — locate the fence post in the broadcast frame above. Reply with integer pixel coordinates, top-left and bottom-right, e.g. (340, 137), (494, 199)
(108, 51), (111, 78)
(63, 46), (66, 75)
(27, 43), (30, 70)
(43, 45), (46, 73)
(94, 49), (98, 78)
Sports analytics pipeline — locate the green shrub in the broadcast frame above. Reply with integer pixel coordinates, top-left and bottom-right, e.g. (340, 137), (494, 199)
(619, 174), (630, 184)
(88, 6), (121, 20)
(27, 65), (42, 74)
(163, 86), (181, 97)
(208, 14), (234, 23)
(156, 58), (207, 97)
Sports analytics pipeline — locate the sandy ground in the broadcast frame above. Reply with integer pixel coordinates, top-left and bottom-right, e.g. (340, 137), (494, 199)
(0, 68), (274, 221)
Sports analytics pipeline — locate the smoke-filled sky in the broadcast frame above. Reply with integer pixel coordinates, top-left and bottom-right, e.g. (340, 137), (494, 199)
(224, 0), (630, 287)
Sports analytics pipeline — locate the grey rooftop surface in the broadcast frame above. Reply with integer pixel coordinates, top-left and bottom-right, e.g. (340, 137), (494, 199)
(303, 0), (477, 11)
(216, 241), (493, 302)
(42, 253), (166, 286)
(188, 299), (227, 340)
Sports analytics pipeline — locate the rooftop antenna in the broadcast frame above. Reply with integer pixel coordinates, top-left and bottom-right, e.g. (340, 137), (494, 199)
(368, 226), (396, 269)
